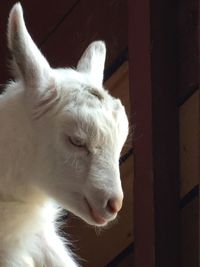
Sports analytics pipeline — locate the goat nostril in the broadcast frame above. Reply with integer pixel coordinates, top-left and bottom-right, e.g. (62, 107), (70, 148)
(107, 197), (123, 214)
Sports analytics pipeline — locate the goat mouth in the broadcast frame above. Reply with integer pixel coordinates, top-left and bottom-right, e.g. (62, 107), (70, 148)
(84, 198), (107, 225)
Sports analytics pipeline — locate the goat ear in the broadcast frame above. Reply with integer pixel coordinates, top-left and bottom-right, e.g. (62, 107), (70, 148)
(8, 3), (52, 95)
(77, 41), (106, 86)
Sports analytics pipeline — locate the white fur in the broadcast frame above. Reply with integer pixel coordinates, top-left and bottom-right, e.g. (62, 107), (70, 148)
(0, 3), (129, 267)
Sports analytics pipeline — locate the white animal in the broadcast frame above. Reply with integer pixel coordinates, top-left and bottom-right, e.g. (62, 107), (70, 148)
(0, 3), (129, 267)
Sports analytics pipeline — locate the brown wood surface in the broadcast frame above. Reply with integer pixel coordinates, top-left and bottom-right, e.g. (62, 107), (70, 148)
(41, 0), (127, 69)
(128, 1), (155, 266)
(180, 196), (199, 267)
(129, 0), (180, 267)
(178, 0), (198, 104)
(150, 1), (180, 265)
(108, 249), (134, 267)
(0, 0), (77, 86)
(0, 1), (127, 88)
(180, 90), (199, 197)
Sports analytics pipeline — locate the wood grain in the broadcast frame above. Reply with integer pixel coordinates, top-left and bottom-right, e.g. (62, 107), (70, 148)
(180, 90), (199, 197)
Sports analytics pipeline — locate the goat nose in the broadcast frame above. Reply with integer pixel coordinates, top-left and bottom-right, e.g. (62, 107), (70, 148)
(107, 196), (123, 213)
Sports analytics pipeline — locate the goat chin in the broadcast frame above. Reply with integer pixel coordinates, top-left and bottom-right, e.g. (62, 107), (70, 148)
(0, 2), (129, 267)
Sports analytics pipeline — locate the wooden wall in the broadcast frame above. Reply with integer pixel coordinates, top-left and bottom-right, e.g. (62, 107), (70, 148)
(178, 0), (199, 266)
(180, 90), (199, 197)
(129, 0), (199, 266)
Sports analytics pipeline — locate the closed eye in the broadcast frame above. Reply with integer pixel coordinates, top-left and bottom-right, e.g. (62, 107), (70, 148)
(67, 136), (91, 156)
(68, 136), (85, 148)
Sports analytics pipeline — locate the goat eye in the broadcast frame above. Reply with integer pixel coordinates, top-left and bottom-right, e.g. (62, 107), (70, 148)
(68, 136), (85, 148)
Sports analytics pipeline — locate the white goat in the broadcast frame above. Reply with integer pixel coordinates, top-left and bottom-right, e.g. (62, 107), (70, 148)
(0, 3), (129, 267)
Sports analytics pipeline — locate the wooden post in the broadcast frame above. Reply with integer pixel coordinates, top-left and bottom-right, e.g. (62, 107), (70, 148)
(128, 1), (180, 266)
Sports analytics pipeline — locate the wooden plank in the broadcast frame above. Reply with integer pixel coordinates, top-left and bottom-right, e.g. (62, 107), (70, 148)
(129, 0), (180, 267)
(1, 1), (127, 94)
(180, 196), (199, 267)
(106, 244), (134, 267)
(107, 246), (134, 267)
(128, 1), (155, 266)
(178, 0), (198, 104)
(105, 62), (130, 117)
(65, 155), (134, 267)
(150, 2), (180, 266)
(0, 0), (76, 86)
(41, 0), (127, 70)
(114, 253), (134, 267)
(180, 90), (199, 197)
(20, 0), (77, 45)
